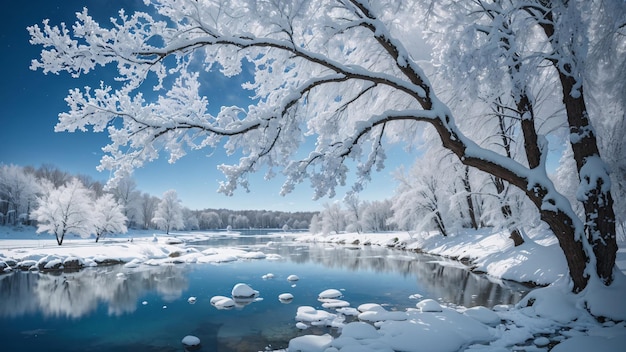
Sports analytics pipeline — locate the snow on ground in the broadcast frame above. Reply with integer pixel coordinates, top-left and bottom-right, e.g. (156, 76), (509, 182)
(1, 226), (626, 351)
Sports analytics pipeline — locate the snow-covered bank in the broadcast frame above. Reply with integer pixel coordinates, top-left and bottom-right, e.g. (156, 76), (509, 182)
(0, 228), (289, 271)
(286, 228), (626, 351)
(296, 228), (626, 284)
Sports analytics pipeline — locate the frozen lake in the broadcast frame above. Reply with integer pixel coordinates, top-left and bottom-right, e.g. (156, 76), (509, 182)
(0, 235), (530, 351)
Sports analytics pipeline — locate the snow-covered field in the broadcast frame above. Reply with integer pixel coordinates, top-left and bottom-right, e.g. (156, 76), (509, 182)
(1, 226), (625, 352)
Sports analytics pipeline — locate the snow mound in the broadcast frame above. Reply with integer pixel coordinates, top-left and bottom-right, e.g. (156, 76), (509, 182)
(231, 283), (258, 299)
(462, 306), (500, 326)
(187, 296), (197, 304)
(416, 299), (442, 312)
(321, 299), (350, 309)
(241, 251), (266, 259)
(210, 296), (235, 309)
(262, 273), (275, 279)
(318, 289), (342, 300)
(340, 322), (379, 339)
(288, 334), (332, 352)
(287, 274), (299, 281)
(377, 308), (493, 352)
(296, 306), (337, 324)
(279, 293), (294, 302)
(357, 304), (407, 322)
(181, 335), (201, 350)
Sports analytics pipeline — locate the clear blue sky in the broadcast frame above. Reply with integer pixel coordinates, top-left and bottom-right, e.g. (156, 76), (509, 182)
(0, 1), (421, 212)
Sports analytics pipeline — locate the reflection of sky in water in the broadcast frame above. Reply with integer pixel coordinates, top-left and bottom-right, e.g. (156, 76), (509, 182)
(0, 240), (530, 351)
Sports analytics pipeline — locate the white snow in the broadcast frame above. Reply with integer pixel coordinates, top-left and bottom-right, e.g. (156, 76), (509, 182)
(210, 296), (235, 310)
(287, 274), (299, 281)
(231, 283), (258, 298)
(279, 293), (294, 302)
(181, 335), (200, 348)
(318, 289), (342, 300)
(416, 298), (442, 312)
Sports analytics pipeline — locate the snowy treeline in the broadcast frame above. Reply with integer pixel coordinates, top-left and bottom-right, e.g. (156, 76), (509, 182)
(309, 197), (397, 235)
(190, 208), (314, 230)
(0, 163), (315, 236)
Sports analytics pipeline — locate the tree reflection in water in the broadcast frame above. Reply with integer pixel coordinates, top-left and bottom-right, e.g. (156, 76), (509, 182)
(0, 240), (527, 321)
(0, 265), (189, 318)
(283, 243), (529, 307)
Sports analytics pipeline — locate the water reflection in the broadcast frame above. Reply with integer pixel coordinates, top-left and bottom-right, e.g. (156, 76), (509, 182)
(0, 239), (527, 322)
(0, 265), (188, 318)
(269, 243), (529, 307)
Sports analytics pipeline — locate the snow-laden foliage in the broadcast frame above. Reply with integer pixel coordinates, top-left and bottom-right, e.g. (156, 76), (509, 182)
(28, 0), (625, 291)
(152, 189), (184, 234)
(0, 164), (41, 225)
(31, 178), (95, 245)
(93, 193), (128, 242)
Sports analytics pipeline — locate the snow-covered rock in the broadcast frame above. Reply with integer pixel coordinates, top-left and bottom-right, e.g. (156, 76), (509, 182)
(318, 289), (342, 300)
(321, 299), (350, 309)
(241, 251), (266, 259)
(288, 333), (332, 352)
(181, 335), (201, 350)
(231, 283), (258, 299)
(416, 299), (443, 312)
(166, 237), (183, 244)
(210, 296), (235, 310)
(187, 296), (197, 304)
(279, 293), (294, 302)
(287, 274), (299, 281)
(262, 273), (275, 279)
(296, 306), (336, 324)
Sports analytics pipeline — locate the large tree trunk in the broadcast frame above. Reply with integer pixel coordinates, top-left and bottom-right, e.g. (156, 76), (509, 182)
(536, 7), (618, 285)
(558, 74), (617, 284)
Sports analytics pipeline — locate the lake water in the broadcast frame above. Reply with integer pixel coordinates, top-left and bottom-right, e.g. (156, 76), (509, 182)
(0, 235), (530, 351)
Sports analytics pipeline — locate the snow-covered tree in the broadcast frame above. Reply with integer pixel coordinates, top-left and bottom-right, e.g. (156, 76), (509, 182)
(308, 214), (321, 234)
(199, 211), (222, 229)
(343, 194), (363, 233)
(28, 0), (624, 292)
(31, 178), (94, 245)
(152, 189), (184, 234)
(320, 202), (346, 235)
(0, 164), (41, 226)
(138, 192), (160, 229)
(109, 176), (141, 228)
(361, 199), (395, 232)
(182, 207), (199, 231)
(93, 193), (127, 242)
(390, 163), (451, 236)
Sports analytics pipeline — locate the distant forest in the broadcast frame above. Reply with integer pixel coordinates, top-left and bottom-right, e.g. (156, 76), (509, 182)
(0, 163), (316, 230)
(189, 208), (316, 230)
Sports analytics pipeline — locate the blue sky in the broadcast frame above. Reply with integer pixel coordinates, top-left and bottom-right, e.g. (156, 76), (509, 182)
(0, 1), (421, 212)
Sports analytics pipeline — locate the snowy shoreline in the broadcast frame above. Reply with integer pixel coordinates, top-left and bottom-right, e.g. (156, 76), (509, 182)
(1, 227), (626, 351)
